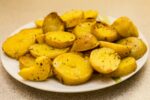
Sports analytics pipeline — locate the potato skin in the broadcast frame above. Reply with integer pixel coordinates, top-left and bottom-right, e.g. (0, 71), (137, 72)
(2, 28), (42, 59)
(53, 53), (93, 85)
(71, 34), (99, 52)
(112, 16), (138, 37)
(99, 41), (131, 58)
(110, 57), (137, 77)
(90, 48), (121, 74)
(92, 22), (118, 42)
(117, 37), (147, 59)
(19, 54), (35, 69)
(42, 12), (65, 33)
(29, 44), (69, 58)
(45, 31), (75, 48)
(61, 10), (84, 28)
(19, 56), (51, 81)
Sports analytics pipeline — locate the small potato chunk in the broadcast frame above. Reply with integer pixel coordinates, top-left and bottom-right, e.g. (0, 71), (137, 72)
(19, 56), (51, 81)
(99, 41), (131, 58)
(35, 20), (44, 28)
(45, 31), (75, 48)
(110, 57), (137, 77)
(73, 21), (96, 38)
(19, 54), (35, 69)
(43, 12), (65, 33)
(53, 53), (93, 85)
(2, 28), (42, 59)
(90, 48), (121, 74)
(117, 37), (147, 59)
(92, 22), (118, 42)
(112, 16), (139, 37)
(84, 10), (98, 19)
(61, 10), (83, 28)
(71, 34), (99, 51)
(29, 44), (69, 58)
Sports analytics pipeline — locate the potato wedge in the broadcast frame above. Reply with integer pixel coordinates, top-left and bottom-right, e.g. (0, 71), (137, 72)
(29, 44), (69, 58)
(53, 53), (93, 85)
(84, 10), (98, 19)
(42, 12), (65, 33)
(90, 48), (121, 74)
(35, 20), (44, 28)
(71, 34), (99, 51)
(2, 28), (42, 59)
(19, 56), (51, 81)
(112, 16), (138, 37)
(99, 41), (131, 58)
(45, 31), (75, 48)
(73, 21), (96, 38)
(117, 37), (147, 59)
(110, 57), (137, 77)
(61, 10), (83, 28)
(92, 22), (118, 42)
(19, 54), (35, 69)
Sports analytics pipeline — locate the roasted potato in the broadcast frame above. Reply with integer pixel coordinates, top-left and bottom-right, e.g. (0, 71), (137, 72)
(19, 56), (51, 81)
(110, 57), (137, 77)
(112, 16), (139, 37)
(42, 12), (65, 33)
(19, 54), (35, 69)
(117, 37), (147, 59)
(73, 21), (96, 38)
(36, 34), (45, 43)
(35, 20), (44, 28)
(61, 10), (84, 28)
(71, 34), (99, 52)
(29, 44), (69, 58)
(84, 10), (98, 19)
(45, 31), (76, 48)
(53, 53), (93, 85)
(99, 41), (131, 58)
(2, 28), (42, 59)
(92, 22), (118, 42)
(90, 48), (121, 74)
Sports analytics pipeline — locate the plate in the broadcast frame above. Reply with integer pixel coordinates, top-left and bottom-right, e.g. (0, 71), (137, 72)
(0, 17), (149, 93)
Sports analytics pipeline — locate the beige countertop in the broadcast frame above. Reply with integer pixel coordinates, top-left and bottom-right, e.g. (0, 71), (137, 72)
(0, 0), (150, 100)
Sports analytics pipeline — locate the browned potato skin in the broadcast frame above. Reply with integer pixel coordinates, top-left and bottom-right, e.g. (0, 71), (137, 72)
(42, 12), (65, 33)
(71, 34), (99, 52)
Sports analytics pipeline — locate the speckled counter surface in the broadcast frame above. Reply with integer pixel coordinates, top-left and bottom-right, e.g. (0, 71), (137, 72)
(0, 0), (150, 100)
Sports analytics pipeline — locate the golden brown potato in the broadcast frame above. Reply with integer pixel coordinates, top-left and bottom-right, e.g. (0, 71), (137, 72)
(29, 44), (69, 58)
(112, 16), (139, 37)
(92, 22), (118, 42)
(110, 57), (137, 77)
(99, 41), (131, 58)
(71, 34), (99, 52)
(90, 48), (121, 74)
(36, 34), (45, 43)
(73, 21), (96, 38)
(84, 10), (98, 19)
(117, 37), (147, 59)
(19, 56), (51, 81)
(19, 54), (35, 69)
(2, 28), (42, 59)
(61, 10), (84, 28)
(53, 53), (93, 85)
(45, 31), (76, 48)
(42, 12), (65, 33)
(35, 20), (44, 28)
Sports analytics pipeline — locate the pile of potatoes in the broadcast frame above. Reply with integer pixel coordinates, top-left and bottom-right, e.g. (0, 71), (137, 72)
(2, 10), (147, 85)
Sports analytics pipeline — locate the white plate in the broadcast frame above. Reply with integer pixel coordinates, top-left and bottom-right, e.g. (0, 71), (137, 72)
(0, 17), (149, 93)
